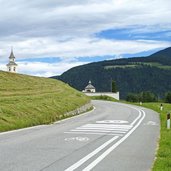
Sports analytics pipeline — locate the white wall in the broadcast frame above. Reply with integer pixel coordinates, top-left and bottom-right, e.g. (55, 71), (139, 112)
(85, 92), (120, 100)
(7, 65), (17, 73)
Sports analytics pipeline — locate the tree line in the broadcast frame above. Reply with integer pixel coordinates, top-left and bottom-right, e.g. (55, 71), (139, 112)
(126, 91), (171, 103)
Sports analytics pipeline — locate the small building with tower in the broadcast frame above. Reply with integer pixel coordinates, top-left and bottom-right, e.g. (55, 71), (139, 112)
(83, 80), (96, 93)
(6, 48), (18, 73)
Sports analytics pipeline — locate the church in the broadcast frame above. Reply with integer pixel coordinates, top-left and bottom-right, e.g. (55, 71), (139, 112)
(83, 80), (96, 93)
(6, 48), (18, 73)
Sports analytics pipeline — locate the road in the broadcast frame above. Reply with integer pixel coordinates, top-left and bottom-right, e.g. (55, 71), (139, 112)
(0, 100), (160, 171)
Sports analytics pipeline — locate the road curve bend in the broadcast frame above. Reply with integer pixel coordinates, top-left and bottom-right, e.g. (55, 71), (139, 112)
(0, 100), (160, 171)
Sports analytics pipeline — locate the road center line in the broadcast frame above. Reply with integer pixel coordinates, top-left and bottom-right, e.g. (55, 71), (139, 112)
(65, 107), (145, 171)
(82, 110), (146, 171)
(130, 110), (141, 126)
(115, 103), (142, 126)
(64, 136), (119, 171)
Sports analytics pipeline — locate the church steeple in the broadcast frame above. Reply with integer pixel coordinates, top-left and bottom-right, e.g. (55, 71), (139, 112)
(6, 48), (18, 73)
(9, 47), (15, 60)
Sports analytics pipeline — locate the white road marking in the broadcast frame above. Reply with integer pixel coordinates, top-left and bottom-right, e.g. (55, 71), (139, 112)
(64, 132), (123, 136)
(130, 109), (141, 126)
(64, 136), (119, 171)
(82, 124), (132, 128)
(82, 110), (146, 171)
(65, 123), (132, 136)
(70, 129), (127, 133)
(65, 108), (145, 171)
(96, 120), (128, 124)
(75, 127), (130, 131)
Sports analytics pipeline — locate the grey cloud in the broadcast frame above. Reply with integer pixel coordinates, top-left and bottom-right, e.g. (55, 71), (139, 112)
(0, 0), (171, 59)
(0, 0), (171, 42)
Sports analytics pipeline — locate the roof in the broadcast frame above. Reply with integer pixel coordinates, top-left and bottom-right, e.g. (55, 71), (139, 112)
(9, 49), (15, 59)
(85, 81), (95, 90)
(6, 61), (18, 66)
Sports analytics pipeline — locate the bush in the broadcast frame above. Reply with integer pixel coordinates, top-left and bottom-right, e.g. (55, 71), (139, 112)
(140, 91), (157, 102)
(126, 93), (139, 102)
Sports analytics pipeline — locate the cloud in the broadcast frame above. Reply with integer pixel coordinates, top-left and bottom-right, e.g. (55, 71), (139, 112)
(0, 0), (171, 39)
(0, 61), (87, 77)
(1, 37), (170, 77)
(0, 38), (170, 60)
(0, 0), (171, 76)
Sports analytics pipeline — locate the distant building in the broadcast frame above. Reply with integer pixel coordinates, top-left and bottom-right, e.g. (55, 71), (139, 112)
(83, 80), (96, 93)
(6, 48), (18, 73)
(82, 80), (120, 100)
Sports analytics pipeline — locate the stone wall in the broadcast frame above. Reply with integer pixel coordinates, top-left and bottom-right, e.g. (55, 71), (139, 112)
(61, 102), (93, 119)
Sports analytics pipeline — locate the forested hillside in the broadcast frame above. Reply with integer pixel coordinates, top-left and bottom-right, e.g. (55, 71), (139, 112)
(52, 47), (171, 99)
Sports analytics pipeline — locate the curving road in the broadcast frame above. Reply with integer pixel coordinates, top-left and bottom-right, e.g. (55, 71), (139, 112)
(0, 100), (160, 171)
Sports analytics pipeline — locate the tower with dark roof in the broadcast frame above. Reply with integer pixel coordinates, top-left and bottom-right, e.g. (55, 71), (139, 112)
(6, 48), (18, 73)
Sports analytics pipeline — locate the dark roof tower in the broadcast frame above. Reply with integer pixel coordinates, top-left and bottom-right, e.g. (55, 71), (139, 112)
(6, 47), (18, 72)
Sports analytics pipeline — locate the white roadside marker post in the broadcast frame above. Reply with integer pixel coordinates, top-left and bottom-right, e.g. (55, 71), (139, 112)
(160, 104), (163, 111)
(167, 113), (170, 129)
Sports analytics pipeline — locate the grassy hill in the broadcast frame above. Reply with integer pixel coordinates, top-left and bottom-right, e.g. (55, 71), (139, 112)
(53, 47), (171, 99)
(0, 71), (90, 132)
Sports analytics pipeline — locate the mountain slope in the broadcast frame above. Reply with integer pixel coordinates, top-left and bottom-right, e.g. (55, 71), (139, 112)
(0, 71), (90, 131)
(53, 47), (171, 99)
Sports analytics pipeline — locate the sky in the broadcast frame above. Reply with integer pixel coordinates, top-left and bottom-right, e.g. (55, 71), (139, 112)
(0, 0), (171, 77)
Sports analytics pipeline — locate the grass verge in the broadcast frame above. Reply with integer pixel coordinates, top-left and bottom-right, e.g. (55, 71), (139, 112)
(90, 95), (118, 102)
(0, 71), (90, 132)
(135, 102), (171, 171)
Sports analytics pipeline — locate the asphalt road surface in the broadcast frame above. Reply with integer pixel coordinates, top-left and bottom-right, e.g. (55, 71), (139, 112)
(0, 100), (160, 171)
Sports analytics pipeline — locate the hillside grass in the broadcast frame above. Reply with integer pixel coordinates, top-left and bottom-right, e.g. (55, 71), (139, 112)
(0, 71), (90, 132)
(104, 65), (137, 69)
(104, 62), (171, 70)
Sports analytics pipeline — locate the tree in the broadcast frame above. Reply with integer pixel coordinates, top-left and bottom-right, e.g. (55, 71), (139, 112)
(111, 80), (117, 93)
(165, 92), (171, 103)
(126, 93), (139, 102)
(126, 91), (157, 102)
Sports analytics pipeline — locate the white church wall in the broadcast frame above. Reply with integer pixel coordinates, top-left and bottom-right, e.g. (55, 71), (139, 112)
(85, 92), (120, 100)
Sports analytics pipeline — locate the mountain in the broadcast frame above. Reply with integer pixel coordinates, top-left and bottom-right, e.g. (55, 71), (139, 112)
(52, 47), (171, 99)
(0, 71), (89, 131)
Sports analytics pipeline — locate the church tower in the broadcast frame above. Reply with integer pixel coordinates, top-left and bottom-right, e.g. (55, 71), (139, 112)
(6, 48), (18, 73)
